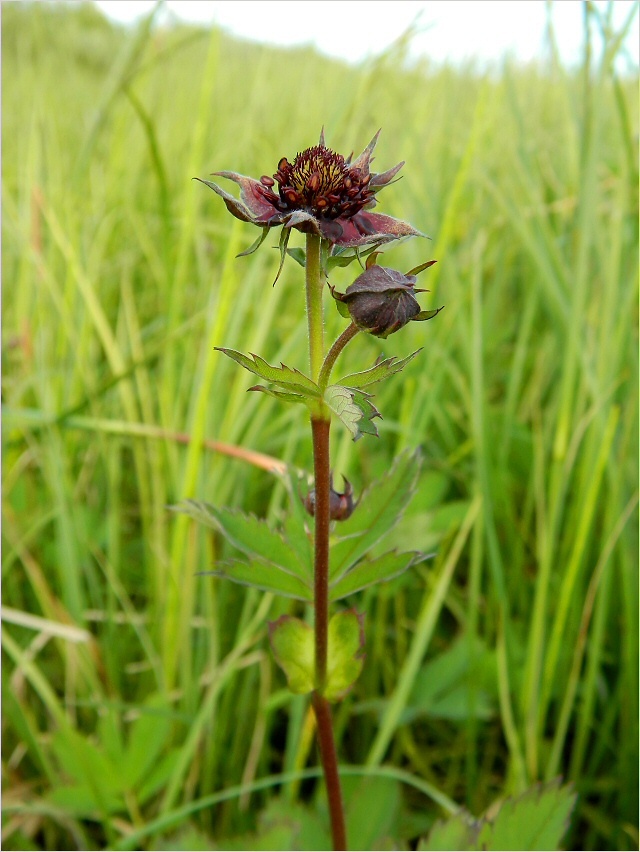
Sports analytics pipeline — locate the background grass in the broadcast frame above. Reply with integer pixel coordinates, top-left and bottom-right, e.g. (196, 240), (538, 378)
(2, 2), (638, 850)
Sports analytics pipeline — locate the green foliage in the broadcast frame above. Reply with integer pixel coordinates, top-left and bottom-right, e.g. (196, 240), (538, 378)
(324, 609), (366, 701)
(174, 454), (423, 604)
(44, 696), (180, 819)
(269, 610), (365, 700)
(330, 450), (422, 579)
(173, 501), (310, 581)
(407, 634), (498, 721)
(419, 778), (577, 851)
(172, 500), (313, 598)
(336, 350), (422, 389)
(323, 352), (426, 440)
(324, 384), (381, 440)
(268, 616), (315, 694)
(330, 550), (421, 601)
(2, 2), (637, 849)
(342, 776), (402, 850)
(215, 347), (321, 399)
(206, 558), (313, 600)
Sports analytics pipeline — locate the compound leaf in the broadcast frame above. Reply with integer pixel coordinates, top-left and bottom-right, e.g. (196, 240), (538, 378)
(329, 450), (422, 579)
(330, 550), (420, 600)
(325, 385), (381, 441)
(336, 349), (422, 389)
(419, 779), (576, 852)
(476, 778), (577, 851)
(203, 559), (312, 600)
(215, 348), (321, 398)
(418, 812), (479, 850)
(172, 501), (310, 582)
(248, 385), (312, 407)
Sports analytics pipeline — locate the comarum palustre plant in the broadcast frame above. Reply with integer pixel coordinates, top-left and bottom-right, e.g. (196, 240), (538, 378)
(175, 130), (575, 850)
(177, 129), (440, 849)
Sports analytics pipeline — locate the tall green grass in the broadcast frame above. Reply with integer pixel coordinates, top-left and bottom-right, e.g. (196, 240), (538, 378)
(2, 3), (638, 850)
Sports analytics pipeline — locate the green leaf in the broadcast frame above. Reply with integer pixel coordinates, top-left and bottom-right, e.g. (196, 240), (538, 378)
(47, 783), (124, 818)
(121, 695), (172, 789)
(268, 610), (365, 700)
(475, 778), (577, 851)
(324, 385), (381, 441)
(248, 385), (312, 407)
(215, 348), (321, 398)
(330, 550), (420, 600)
(336, 349), (422, 389)
(408, 634), (497, 722)
(325, 609), (365, 701)
(418, 811), (479, 851)
(269, 615), (314, 694)
(216, 797), (330, 852)
(329, 450), (422, 579)
(279, 468), (313, 571)
(137, 749), (181, 806)
(344, 776), (401, 851)
(172, 501), (310, 582)
(204, 558), (312, 600)
(418, 779), (577, 852)
(48, 729), (125, 815)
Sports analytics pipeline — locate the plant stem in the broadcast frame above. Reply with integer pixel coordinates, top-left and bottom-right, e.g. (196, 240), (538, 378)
(305, 232), (347, 851)
(305, 233), (324, 383)
(311, 416), (331, 690)
(319, 322), (360, 390)
(313, 691), (348, 851)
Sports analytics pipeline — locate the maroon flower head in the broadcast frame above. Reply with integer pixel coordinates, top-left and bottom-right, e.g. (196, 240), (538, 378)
(197, 129), (423, 249)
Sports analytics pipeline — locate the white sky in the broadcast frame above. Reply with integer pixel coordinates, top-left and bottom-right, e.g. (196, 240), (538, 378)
(94, 1), (639, 70)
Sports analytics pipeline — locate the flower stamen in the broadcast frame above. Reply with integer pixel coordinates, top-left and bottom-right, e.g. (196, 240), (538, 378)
(273, 144), (376, 221)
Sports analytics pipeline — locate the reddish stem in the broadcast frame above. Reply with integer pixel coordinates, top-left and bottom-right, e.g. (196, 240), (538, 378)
(311, 415), (347, 850)
(312, 691), (348, 851)
(311, 416), (331, 690)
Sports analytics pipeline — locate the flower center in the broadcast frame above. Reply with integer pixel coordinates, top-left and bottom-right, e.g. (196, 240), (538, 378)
(261, 144), (375, 221)
(287, 146), (347, 197)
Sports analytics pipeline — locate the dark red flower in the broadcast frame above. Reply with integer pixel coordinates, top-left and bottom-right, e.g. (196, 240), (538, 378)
(197, 130), (423, 249)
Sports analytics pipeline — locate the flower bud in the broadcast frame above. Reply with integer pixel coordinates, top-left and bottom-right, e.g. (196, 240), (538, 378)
(304, 476), (355, 521)
(330, 260), (441, 339)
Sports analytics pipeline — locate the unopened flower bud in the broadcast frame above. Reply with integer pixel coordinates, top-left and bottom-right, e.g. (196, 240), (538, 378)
(331, 259), (442, 339)
(304, 476), (355, 521)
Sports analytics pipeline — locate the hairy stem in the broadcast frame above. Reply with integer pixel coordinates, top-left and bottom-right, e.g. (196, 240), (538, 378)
(311, 417), (331, 690)
(319, 322), (360, 390)
(306, 233), (347, 851)
(305, 233), (324, 383)
(313, 691), (348, 850)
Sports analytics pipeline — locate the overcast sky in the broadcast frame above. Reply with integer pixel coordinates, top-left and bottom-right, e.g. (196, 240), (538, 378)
(94, 1), (639, 70)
